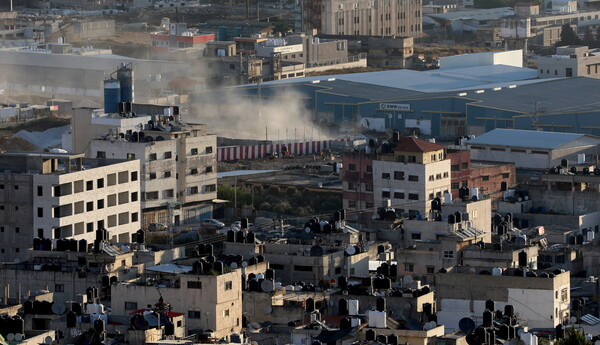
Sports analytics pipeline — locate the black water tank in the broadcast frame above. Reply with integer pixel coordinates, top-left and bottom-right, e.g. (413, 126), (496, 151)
(236, 230), (245, 243)
(94, 319), (105, 332)
(377, 245), (385, 254)
(365, 329), (376, 341)
(67, 311), (77, 328)
(555, 324), (564, 339)
(306, 298), (315, 312)
(136, 229), (145, 244)
(72, 302), (82, 315)
(339, 299), (349, 315)
(165, 322), (175, 336)
(475, 326), (488, 343)
(266, 268), (275, 280)
(448, 214), (456, 224)
(227, 230), (235, 242)
(197, 243), (206, 255)
(340, 317), (351, 329)
(193, 261), (203, 275)
(504, 305), (515, 318)
(376, 335), (388, 344)
(518, 251), (528, 267)
(498, 324), (509, 340)
(213, 261), (224, 275)
(423, 303), (432, 316)
(78, 239), (87, 252)
(257, 255), (265, 263)
(241, 218), (249, 229)
(483, 310), (493, 327)
(33, 238), (41, 250)
(388, 334), (398, 345)
(24, 300), (34, 314)
(69, 239), (78, 251)
(487, 328), (496, 345)
(376, 297), (386, 312)
(338, 276), (347, 289)
(485, 299), (495, 312)
(246, 232), (255, 243)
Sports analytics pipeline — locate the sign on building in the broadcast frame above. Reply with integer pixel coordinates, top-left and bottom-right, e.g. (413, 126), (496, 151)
(379, 103), (411, 111)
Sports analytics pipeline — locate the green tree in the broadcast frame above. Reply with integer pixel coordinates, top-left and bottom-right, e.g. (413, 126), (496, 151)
(272, 21), (293, 36)
(557, 24), (581, 46)
(583, 27), (595, 47)
(556, 328), (591, 345)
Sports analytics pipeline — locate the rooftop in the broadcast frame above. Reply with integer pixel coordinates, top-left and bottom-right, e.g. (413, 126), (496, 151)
(467, 129), (594, 150)
(395, 136), (446, 153)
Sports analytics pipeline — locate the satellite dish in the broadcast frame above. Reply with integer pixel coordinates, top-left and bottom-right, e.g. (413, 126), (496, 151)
(241, 261), (248, 267)
(570, 316), (577, 324)
(263, 306), (273, 314)
(459, 317), (476, 334)
(430, 321), (437, 328)
(424, 322), (434, 330)
(132, 315), (149, 330)
(594, 341), (600, 345)
(345, 246), (356, 255)
(6, 334), (14, 341)
(310, 245), (324, 257)
(261, 279), (274, 292)
(230, 262), (238, 269)
(403, 275), (413, 284)
(407, 319), (422, 331)
(44, 336), (53, 344)
(15, 334), (23, 341)
(52, 303), (66, 314)
(305, 227), (311, 233)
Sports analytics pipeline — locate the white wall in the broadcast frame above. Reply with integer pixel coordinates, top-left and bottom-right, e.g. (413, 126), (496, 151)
(440, 50), (523, 69)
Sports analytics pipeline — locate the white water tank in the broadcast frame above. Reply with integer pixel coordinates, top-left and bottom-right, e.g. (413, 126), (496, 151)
(367, 310), (387, 328)
(578, 153), (586, 164)
(348, 299), (359, 315)
(470, 187), (479, 199)
(443, 192), (453, 204)
(350, 317), (361, 327)
(492, 267), (503, 276)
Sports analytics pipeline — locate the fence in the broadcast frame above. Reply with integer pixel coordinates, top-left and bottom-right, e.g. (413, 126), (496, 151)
(217, 138), (351, 161)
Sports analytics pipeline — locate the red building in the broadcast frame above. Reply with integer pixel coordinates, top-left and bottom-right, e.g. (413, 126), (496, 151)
(150, 25), (214, 60)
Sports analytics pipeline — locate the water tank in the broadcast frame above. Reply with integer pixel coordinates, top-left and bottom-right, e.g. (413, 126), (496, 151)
(205, 244), (214, 256)
(306, 298), (315, 312)
(339, 299), (349, 315)
(227, 230), (235, 242)
(365, 329), (376, 341)
(338, 276), (347, 289)
(67, 311), (77, 328)
(388, 334), (398, 345)
(116, 64), (134, 103)
(78, 239), (87, 252)
(33, 237), (41, 250)
(377, 335), (388, 344)
(504, 304), (515, 317)
(348, 299), (359, 315)
(246, 232), (255, 243)
(492, 267), (503, 276)
(340, 317), (351, 329)
(266, 268), (275, 280)
(376, 297), (386, 312)
(483, 310), (493, 327)
(103, 78), (121, 113)
(423, 303), (432, 316)
(475, 326), (488, 343)
(518, 251), (528, 267)
(94, 318), (105, 332)
(136, 229), (145, 244)
(165, 322), (175, 336)
(236, 230), (245, 243)
(213, 261), (224, 275)
(454, 211), (462, 223)
(485, 299), (495, 312)
(24, 300), (34, 314)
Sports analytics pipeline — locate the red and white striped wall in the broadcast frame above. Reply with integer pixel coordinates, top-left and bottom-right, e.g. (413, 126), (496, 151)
(217, 138), (351, 161)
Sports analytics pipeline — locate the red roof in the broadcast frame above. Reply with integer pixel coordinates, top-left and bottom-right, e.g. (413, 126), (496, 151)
(394, 136), (446, 153)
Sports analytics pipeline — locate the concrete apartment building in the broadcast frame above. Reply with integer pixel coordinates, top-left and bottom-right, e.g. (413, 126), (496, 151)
(150, 23), (215, 61)
(223, 241), (370, 284)
(538, 45), (600, 78)
(0, 152), (141, 262)
(372, 137), (451, 218)
(111, 261), (268, 337)
(304, 0), (422, 38)
(435, 267), (570, 331)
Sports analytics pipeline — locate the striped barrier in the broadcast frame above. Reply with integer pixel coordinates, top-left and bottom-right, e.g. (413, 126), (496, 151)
(217, 139), (351, 161)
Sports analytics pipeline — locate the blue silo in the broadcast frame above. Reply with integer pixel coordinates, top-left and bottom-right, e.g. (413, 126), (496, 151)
(103, 78), (121, 113)
(116, 63), (134, 103)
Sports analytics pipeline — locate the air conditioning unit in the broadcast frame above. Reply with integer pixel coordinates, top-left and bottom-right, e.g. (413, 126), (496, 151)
(338, 4), (344, 10)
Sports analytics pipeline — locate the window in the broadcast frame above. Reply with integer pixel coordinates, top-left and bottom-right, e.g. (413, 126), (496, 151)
(191, 148), (198, 155)
(132, 212), (139, 222)
(190, 186), (199, 194)
(131, 171), (138, 181)
(190, 168), (198, 175)
(86, 181), (93, 191)
(205, 184), (216, 192)
(348, 200), (357, 208)
(86, 202), (93, 212)
(37, 186), (43, 196)
(451, 164), (459, 171)
(164, 189), (174, 198)
(188, 281), (202, 289)
(408, 193), (419, 200)
(365, 183), (373, 191)
(149, 173), (157, 180)
(411, 232), (421, 240)
(482, 175), (490, 181)
(366, 165), (373, 173)
(125, 302), (138, 310)
(451, 182), (459, 189)
(443, 172), (449, 178)
(97, 151), (106, 159)
(97, 178), (104, 188)
(118, 192), (129, 205)
(429, 175), (434, 181)
(15, 227), (19, 233)
(188, 311), (202, 319)
(408, 155), (416, 163)
(561, 288), (568, 302)
(37, 208), (43, 217)
(55, 284), (64, 292)
(149, 153), (157, 161)
(294, 265), (312, 272)
(131, 192), (138, 202)
(443, 251), (454, 259)
(225, 281), (233, 290)
(408, 175), (419, 182)
(382, 173), (391, 179)
(382, 191), (391, 198)
(394, 171), (405, 180)
(426, 266), (435, 274)
(127, 153), (136, 160)
(145, 191), (159, 200)
(164, 151), (172, 159)
(206, 146), (213, 154)
(223, 309), (230, 317)
(206, 166), (213, 173)
(348, 182), (357, 190)
(404, 263), (414, 272)
(502, 172), (510, 178)
(348, 164), (357, 171)
(97, 199), (105, 209)
(87, 223), (93, 233)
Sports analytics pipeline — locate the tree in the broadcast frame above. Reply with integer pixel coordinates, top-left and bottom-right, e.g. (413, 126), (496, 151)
(557, 24), (581, 46)
(556, 328), (591, 345)
(583, 27), (595, 47)
(272, 21), (293, 36)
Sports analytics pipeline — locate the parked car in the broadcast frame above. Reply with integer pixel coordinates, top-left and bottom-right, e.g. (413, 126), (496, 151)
(148, 223), (167, 231)
(201, 219), (225, 229)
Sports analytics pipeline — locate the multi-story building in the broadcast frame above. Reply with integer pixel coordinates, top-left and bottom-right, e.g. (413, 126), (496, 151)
(304, 0), (422, 38)
(538, 45), (600, 79)
(373, 136), (451, 218)
(150, 23), (214, 61)
(435, 266), (570, 331)
(0, 152), (141, 262)
(68, 65), (218, 227)
(342, 151), (374, 224)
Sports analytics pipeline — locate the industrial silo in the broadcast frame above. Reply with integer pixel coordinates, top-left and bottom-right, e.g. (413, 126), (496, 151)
(116, 63), (134, 103)
(103, 78), (121, 113)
